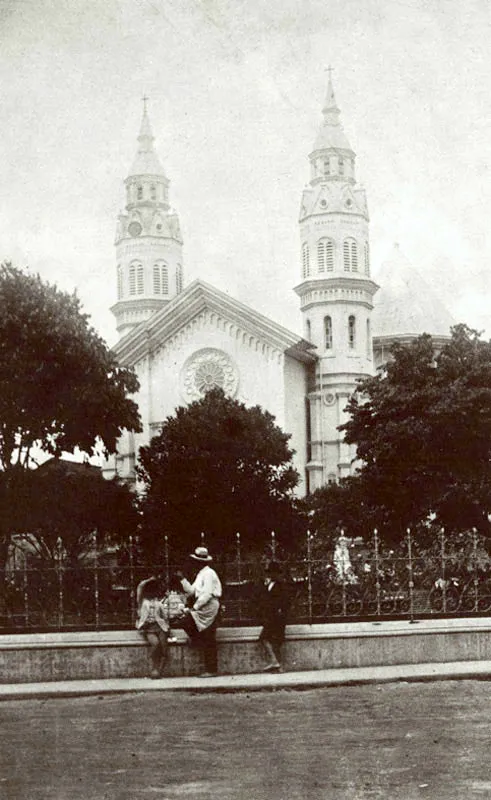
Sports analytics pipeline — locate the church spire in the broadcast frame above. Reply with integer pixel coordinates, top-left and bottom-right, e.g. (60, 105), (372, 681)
(322, 66), (341, 124)
(310, 70), (354, 185)
(128, 96), (166, 178)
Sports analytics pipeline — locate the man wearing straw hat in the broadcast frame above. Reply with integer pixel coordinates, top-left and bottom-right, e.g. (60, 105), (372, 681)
(177, 546), (222, 677)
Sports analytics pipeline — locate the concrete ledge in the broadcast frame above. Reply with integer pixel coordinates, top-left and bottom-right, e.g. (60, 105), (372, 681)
(1, 660), (491, 701)
(1, 617), (491, 684)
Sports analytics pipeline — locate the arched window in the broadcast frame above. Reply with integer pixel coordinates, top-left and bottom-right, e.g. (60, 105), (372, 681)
(343, 238), (358, 271)
(317, 238), (334, 273)
(323, 158), (330, 176)
(150, 185), (156, 201)
(366, 318), (371, 358)
(153, 262), (169, 294)
(364, 242), (370, 275)
(136, 264), (144, 294)
(348, 315), (356, 349)
(338, 157), (344, 175)
(129, 264), (136, 295)
(306, 319), (311, 341)
(137, 185), (143, 200)
(327, 473), (337, 485)
(176, 264), (183, 294)
(302, 243), (310, 279)
(117, 265), (123, 300)
(324, 316), (333, 349)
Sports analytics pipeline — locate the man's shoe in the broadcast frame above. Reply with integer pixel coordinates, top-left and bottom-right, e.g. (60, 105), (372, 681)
(199, 672), (218, 678)
(263, 663), (281, 672)
(150, 669), (161, 679)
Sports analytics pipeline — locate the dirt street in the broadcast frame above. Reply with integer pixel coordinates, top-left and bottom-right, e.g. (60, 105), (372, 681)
(1, 680), (491, 799)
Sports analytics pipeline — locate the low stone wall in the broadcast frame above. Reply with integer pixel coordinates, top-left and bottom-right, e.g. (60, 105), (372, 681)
(1, 618), (491, 683)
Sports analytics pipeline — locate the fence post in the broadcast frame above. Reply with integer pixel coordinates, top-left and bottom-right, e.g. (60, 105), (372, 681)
(440, 527), (446, 613)
(93, 531), (100, 630)
(306, 530), (313, 625)
(373, 529), (381, 617)
(164, 535), (170, 588)
(56, 536), (64, 629)
(407, 527), (415, 622)
(472, 527), (479, 612)
(22, 548), (29, 627)
(236, 532), (242, 622)
(340, 529), (347, 617)
(128, 534), (136, 623)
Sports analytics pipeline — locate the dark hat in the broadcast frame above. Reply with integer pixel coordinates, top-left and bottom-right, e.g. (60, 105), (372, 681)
(190, 546), (213, 562)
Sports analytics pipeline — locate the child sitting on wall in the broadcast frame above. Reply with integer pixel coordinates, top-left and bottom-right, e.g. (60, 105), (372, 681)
(136, 576), (170, 679)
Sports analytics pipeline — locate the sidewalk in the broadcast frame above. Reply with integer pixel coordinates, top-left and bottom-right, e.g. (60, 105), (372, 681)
(1, 660), (491, 701)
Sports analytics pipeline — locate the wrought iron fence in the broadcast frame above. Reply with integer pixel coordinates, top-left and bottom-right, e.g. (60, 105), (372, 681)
(2, 528), (491, 632)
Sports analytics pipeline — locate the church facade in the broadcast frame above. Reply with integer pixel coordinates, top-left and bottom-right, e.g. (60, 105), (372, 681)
(103, 80), (455, 495)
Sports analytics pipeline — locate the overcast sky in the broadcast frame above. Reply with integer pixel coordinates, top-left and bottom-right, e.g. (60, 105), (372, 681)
(0, 0), (490, 345)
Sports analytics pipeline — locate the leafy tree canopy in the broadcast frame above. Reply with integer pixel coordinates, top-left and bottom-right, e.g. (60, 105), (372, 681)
(137, 388), (300, 560)
(10, 458), (137, 565)
(339, 324), (491, 537)
(0, 262), (141, 470)
(0, 262), (141, 567)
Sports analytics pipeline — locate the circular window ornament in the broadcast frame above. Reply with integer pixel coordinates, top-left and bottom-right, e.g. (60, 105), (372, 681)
(128, 221), (142, 237)
(180, 348), (239, 402)
(345, 199), (353, 208)
(324, 392), (336, 406)
(320, 199), (327, 208)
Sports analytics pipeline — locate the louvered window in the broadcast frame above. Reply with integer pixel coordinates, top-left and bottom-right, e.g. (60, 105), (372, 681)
(364, 242), (370, 275)
(176, 264), (183, 294)
(318, 239), (334, 273)
(302, 243), (310, 279)
(136, 264), (144, 294)
(129, 264), (136, 295)
(343, 238), (358, 272)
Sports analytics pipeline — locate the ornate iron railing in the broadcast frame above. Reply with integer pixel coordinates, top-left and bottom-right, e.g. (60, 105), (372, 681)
(2, 528), (491, 632)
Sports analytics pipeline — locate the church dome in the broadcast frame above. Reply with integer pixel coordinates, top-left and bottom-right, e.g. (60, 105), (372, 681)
(372, 244), (455, 339)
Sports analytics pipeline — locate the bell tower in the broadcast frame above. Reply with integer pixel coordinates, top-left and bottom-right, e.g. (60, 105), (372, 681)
(295, 71), (378, 490)
(111, 98), (184, 338)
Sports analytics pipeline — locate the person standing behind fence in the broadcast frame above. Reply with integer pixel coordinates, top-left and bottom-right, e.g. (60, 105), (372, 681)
(135, 576), (169, 679)
(258, 561), (290, 673)
(177, 547), (222, 677)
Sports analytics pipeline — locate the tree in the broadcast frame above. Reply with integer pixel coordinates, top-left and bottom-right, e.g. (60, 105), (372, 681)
(137, 388), (300, 560)
(11, 459), (137, 565)
(339, 324), (491, 538)
(0, 263), (141, 566)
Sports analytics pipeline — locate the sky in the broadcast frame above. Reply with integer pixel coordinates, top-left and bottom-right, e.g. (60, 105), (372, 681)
(0, 0), (490, 346)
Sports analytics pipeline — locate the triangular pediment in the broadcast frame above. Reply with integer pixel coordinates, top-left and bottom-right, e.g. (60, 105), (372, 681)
(113, 279), (316, 366)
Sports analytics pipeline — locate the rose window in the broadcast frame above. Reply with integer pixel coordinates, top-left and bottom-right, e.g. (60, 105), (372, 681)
(180, 348), (239, 402)
(194, 360), (225, 393)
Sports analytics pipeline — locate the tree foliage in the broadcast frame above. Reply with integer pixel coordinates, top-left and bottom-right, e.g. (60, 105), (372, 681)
(0, 262), (142, 566)
(339, 324), (491, 537)
(10, 459), (137, 565)
(0, 263), (141, 470)
(137, 388), (300, 560)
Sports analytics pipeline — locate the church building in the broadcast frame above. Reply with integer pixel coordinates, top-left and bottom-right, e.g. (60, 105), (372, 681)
(104, 78), (454, 495)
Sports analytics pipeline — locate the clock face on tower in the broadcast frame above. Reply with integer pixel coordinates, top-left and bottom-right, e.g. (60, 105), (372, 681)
(128, 221), (142, 237)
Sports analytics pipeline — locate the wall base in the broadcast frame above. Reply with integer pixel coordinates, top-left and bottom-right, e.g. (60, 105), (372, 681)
(1, 618), (491, 684)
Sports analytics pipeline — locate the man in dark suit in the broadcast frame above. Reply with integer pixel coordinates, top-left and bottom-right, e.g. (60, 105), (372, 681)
(258, 560), (290, 672)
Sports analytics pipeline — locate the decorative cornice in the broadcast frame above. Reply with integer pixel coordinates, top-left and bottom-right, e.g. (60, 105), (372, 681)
(113, 279), (317, 366)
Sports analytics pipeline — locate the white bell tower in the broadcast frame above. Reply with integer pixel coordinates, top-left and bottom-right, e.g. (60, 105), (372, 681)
(111, 98), (184, 338)
(295, 71), (378, 491)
